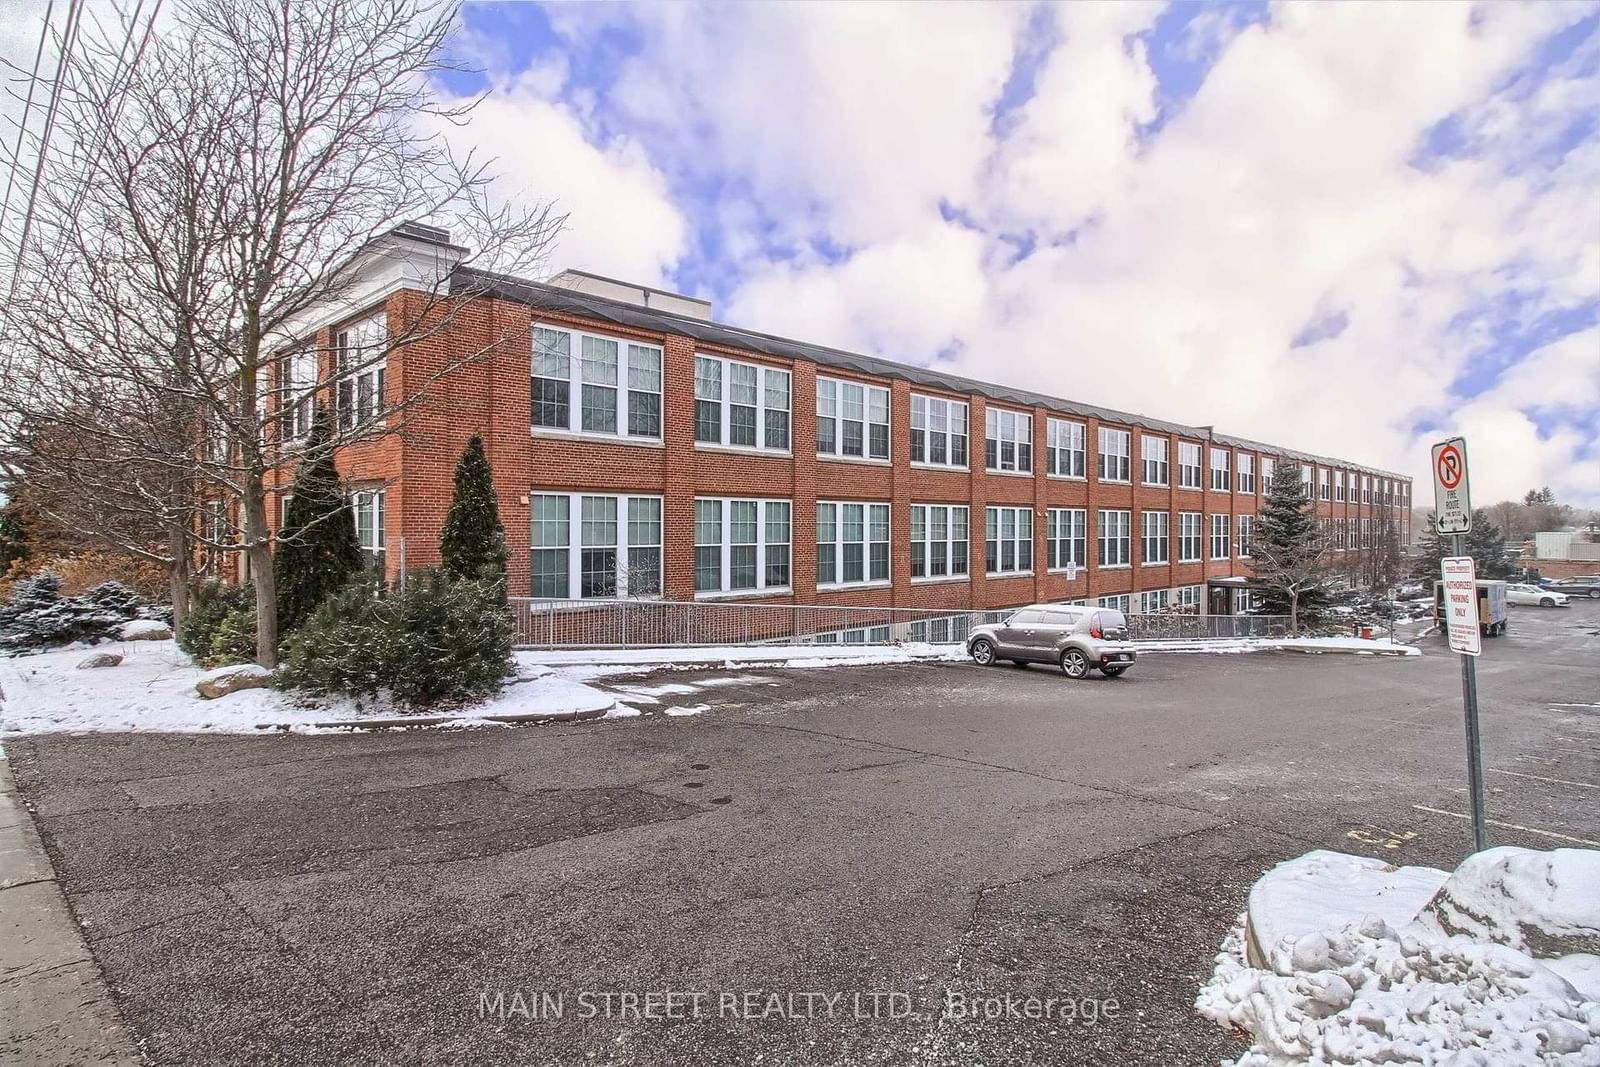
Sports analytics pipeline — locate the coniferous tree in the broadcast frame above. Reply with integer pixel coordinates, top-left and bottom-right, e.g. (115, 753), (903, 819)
(1250, 461), (1332, 631)
(439, 436), (508, 586)
(1411, 509), (1509, 580)
(0, 503), (28, 575)
(274, 408), (363, 635)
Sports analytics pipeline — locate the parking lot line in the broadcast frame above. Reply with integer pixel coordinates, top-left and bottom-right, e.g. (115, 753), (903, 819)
(1410, 804), (1600, 847)
(1487, 768), (1599, 791)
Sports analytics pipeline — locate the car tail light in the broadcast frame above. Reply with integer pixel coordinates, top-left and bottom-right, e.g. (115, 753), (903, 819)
(1090, 627), (1103, 639)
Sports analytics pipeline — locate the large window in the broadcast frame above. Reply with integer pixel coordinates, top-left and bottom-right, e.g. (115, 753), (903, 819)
(1211, 513), (1231, 560)
(694, 498), (791, 595)
(351, 489), (385, 566)
(985, 506), (1034, 575)
(1261, 457), (1276, 493)
(1141, 436), (1169, 486)
(1142, 510), (1170, 565)
(1319, 468), (1331, 500)
(1335, 470), (1347, 502)
(910, 504), (970, 580)
(281, 347), (317, 441)
(1139, 589), (1169, 614)
(1237, 514), (1255, 557)
(817, 377), (888, 460)
(817, 501), (889, 586)
(531, 493), (661, 599)
(1174, 585), (1202, 612)
(1097, 594), (1131, 613)
(1210, 447), (1231, 492)
(693, 354), (789, 451)
(910, 396), (968, 468)
(1047, 508), (1087, 572)
(1363, 475), (1372, 504)
(985, 408), (1033, 473)
(1178, 512), (1203, 562)
(336, 315), (386, 429)
(531, 326), (664, 441)
(1098, 428), (1131, 483)
(1178, 442), (1203, 489)
(1047, 418), (1086, 478)
(1098, 509), (1131, 568)
(1237, 453), (1255, 494)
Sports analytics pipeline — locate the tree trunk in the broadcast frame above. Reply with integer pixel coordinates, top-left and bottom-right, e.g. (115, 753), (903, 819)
(165, 522), (191, 633)
(244, 476), (278, 667)
(1289, 592), (1299, 635)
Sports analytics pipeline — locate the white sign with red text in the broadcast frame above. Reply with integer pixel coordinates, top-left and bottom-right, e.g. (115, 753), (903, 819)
(1442, 556), (1481, 657)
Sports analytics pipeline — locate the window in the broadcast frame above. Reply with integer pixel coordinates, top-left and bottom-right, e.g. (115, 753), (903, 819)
(1047, 508), (1087, 572)
(1141, 436), (1169, 486)
(692, 354), (789, 451)
(817, 377), (888, 461)
(1098, 509), (1131, 568)
(529, 326), (664, 441)
(530, 493), (661, 599)
(1098, 427), (1131, 482)
(910, 395), (969, 468)
(1210, 448), (1231, 492)
(1237, 515), (1255, 558)
(1234, 589), (1252, 614)
(1237, 453), (1255, 494)
(1334, 471), (1346, 502)
(985, 505), (1034, 575)
(351, 489), (385, 565)
(694, 498), (791, 595)
(910, 504), (970, 580)
(281, 348), (317, 441)
(1139, 589), (1169, 614)
(1097, 595), (1131, 612)
(1178, 512), (1203, 562)
(1319, 468), (1331, 500)
(1211, 514), (1231, 559)
(1261, 457), (1276, 493)
(336, 315), (386, 429)
(985, 408), (1033, 473)
(1363, 475), (1372, 504)
(1142, 511), (1170, 565)
(1178, 442), (1203, 489)
(1047, 418), (1086, 478)
(1174, 585), (1202, 612)
(1301, 463), (1313, 490)
(817, 501), (889, 586)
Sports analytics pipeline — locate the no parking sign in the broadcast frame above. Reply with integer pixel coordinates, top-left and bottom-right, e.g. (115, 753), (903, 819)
(1431, 438), (1471, 535)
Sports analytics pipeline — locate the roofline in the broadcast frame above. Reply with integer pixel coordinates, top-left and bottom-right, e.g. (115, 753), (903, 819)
(454, 266), (1410, 482)
(552, 268), (709, 306)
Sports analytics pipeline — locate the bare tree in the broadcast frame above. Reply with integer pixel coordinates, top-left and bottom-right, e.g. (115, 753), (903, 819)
(1, 0), (562, 664)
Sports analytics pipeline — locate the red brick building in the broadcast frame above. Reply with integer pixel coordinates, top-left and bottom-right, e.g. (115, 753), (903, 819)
(270, 225), (1412, 621)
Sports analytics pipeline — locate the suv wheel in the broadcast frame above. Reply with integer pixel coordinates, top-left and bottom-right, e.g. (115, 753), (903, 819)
(1540, 598), (1555, 608)
(1060, 649), (1089, 679)
(970, 638), (996, 666)
(1589, 590), (1600, 599)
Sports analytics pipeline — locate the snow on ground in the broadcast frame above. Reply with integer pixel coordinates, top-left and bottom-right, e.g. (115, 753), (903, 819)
(0, 641), (615, 736)
(516, 643), (966, 681)
(1138, 636), (1420, 657)
(1197, 848), (1600, 1065)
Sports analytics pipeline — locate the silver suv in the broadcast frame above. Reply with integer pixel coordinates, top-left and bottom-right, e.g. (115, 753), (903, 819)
(967, 605), (1137, 678)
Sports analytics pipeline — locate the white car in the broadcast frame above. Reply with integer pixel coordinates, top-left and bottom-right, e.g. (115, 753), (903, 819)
(1506, 583), (1570, 608)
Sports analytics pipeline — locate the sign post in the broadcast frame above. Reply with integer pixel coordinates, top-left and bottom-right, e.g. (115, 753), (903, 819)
(1434, 437), (1487, 852)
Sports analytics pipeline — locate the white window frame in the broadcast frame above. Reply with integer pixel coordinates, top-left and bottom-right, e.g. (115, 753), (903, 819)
(1178, 512), (1203, 562)
(1261, 457), (1276, 493)
(1335, 470), (1346, 502)
(1301, 463), (1314, 490)
(1097, 509), (1131, 568)
(1234, 589), (1252, 614)
(1237, 514), (1255, 558)
(1210, 447), (1231, 492)
(1046, 508), (1087, 572)
(1142, 510), (1170, 565)
(1211, 513), (1231, 560)
(985, 408), (1034, 474)
(1237, 453), (1255, 495)
(909, 395), (969, 469)
(351, 488), (385, 557)
(817, 500), (890, 588)
(531, 325), (665, 443)
(1178, 441), (1203, 489)
(693, 497), (792, 597)
(336, 314), (387, 429)
(1046, 418), (1086, 479)
(985, 505), (1034, 576)
(1097, 595), (1131, 612)
(691, 353), (789, 453)
(1141, 435), (1169, 487)
(1319, 468), (1331, 501)
(1097, 427), (1131, 483)
(281, 347), (317, 441)
(909, 504), (970, 581)
(817, 377), (889, 462)
(1139, 589), (1169, 614)
(530, 492), (663, 600)
(1174, 585), (1202, 612)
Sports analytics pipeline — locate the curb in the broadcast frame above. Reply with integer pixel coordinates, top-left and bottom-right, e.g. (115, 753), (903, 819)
(0, 750), (142, 1065)
(254, 700), (615, 733)
(1134, 641), (1417, 657)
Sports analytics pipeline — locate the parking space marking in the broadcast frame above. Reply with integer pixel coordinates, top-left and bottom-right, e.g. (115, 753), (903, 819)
(1488, 768), (1599, 791)
(1411, 805), (1600, 847)
(1551, 702), (1600, 709)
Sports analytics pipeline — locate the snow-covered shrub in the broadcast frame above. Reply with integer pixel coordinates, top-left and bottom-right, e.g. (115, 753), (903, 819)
(279, 569), (511, 712)
(0, 573), (157, 655)
(178, 581), (257, 665)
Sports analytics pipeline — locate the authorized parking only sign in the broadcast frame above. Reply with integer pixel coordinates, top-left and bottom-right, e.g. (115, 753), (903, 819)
(1432, 437), (1472, 534)
(1442, 556), (1481, 656)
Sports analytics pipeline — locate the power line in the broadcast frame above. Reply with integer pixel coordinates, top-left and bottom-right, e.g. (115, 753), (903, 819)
(7, 0), (83, 303)
(0, 2), (56, 242)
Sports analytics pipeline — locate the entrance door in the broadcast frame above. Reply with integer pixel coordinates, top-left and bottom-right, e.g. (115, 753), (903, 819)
(1208, 586), (1231, 616)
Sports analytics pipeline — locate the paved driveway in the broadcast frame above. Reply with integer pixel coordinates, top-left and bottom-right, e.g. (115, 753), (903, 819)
(8, 605), (1599, 1065)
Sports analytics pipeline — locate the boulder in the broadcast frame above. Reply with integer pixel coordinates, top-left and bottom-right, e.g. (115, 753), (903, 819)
(76, 651), (123, 669)
(195, 663), (271, 699)
(1411, 846), (1600, 958)
(119, 619), (173, 641)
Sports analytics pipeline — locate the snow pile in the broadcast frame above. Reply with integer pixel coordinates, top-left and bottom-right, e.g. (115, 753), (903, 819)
(1412, 848), (1600, 959)
(1137, 635), (1420, 657)
(1198, 849), (1600, 1065)
(518, 642), (966, 682)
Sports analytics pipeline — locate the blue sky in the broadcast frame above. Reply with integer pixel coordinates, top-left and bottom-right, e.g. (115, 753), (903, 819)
(442, 2), (1598, 505)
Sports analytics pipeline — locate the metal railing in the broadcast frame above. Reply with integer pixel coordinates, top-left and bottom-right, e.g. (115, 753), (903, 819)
(508, 598), (1292, 649)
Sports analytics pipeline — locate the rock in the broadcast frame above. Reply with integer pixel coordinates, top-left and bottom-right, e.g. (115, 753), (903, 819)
(76, 652), (123, 669)
(119, 619), (173, 641)
(195, 663), (271, 699)
(1411, 846), (1600, 958)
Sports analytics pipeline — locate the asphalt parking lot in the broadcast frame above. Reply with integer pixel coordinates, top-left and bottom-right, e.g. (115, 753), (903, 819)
(7, 603), (1599, 1066)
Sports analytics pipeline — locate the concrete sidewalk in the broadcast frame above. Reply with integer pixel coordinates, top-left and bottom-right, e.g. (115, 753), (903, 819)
(0, 748), (139, 1065)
